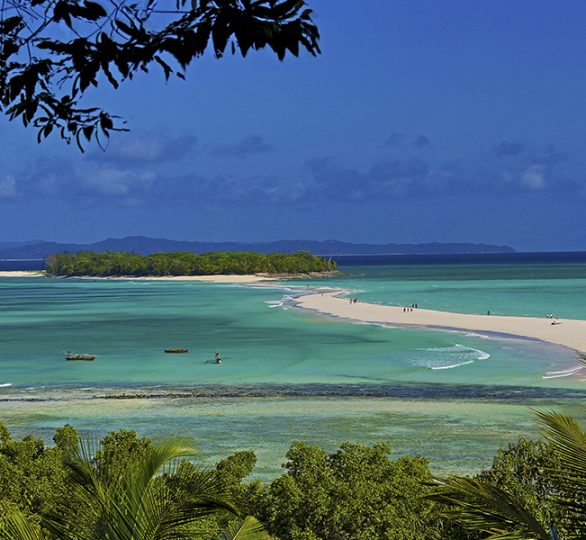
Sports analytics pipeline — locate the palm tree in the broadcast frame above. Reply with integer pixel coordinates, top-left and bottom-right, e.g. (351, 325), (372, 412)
(0, 439), (269, 540)
(431, 410), (586, 539)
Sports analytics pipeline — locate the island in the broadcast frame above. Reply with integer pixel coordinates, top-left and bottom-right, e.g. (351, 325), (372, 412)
(45, 250), (336, 277)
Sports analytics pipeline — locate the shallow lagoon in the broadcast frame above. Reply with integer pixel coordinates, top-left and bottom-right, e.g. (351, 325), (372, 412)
(1, 262), (585, 476)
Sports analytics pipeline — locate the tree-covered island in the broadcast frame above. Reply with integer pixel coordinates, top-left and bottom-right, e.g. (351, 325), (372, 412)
(45, 251), (336, 277)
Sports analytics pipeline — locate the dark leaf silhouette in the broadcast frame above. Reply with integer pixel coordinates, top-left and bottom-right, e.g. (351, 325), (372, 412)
(0, 0), (320, 150)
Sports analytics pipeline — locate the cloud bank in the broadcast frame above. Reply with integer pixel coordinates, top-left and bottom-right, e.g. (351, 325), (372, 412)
(212, 135), (274, 158)
(5, 134), (580, 210)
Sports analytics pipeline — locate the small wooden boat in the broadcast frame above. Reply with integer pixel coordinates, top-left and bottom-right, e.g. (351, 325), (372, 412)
(164, 349), (189, 354)
(65, 352), (96, 361)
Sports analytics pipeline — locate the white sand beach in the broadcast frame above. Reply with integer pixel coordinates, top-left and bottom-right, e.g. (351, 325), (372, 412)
(0, 271), (45, 278)
(297, 291), (586, 354)
(0, 271), (276, 283)
(116, 274), (278, 283)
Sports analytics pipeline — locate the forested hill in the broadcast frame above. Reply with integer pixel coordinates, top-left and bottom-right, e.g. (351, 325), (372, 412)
(0, 237), (515, 259)
(45, 251), (336, 277)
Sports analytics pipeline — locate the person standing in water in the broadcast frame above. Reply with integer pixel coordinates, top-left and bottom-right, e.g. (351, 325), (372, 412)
(214, 351), (222, 364)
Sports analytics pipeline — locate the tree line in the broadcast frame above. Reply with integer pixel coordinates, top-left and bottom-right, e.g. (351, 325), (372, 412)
(45, 251), (336, 277)
(0, 410), (584, 539)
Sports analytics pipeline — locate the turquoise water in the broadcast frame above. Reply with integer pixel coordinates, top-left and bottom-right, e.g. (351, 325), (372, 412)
(288, 262), (586, 319)
(1, 263), (585, 476)
(4, 396), (580, 478)
(0, 276), (580, 389)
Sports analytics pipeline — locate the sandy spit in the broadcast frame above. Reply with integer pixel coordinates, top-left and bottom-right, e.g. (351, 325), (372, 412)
(296, 292), (586, 354)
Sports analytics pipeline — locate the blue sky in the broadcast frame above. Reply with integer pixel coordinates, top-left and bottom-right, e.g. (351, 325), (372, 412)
(2, 0), (586, 250)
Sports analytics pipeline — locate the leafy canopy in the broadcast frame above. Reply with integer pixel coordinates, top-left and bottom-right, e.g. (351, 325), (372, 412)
(45, 249), (337, 276)
(431, 411), (586, 540)
(254, 441), (444, 540)
(0, 423), (269, 540)
(0, 0), (320, 150)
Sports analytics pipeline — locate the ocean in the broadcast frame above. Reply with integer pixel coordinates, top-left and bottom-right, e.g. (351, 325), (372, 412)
(1, 252), (585, 477)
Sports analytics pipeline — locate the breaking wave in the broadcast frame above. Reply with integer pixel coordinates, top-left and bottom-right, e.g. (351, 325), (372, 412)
(542, 365), (584, 379)
(412, 344), (490, 370)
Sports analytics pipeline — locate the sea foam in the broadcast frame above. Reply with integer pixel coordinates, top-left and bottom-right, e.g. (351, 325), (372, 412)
(542, 365), (584, 379)
(412, 344), (490, 370)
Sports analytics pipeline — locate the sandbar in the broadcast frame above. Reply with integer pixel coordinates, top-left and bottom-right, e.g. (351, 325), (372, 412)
(296, 292), (586, 354)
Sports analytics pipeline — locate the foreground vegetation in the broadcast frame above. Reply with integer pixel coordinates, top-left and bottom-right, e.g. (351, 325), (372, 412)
(1, 411), (585, 539)
(45, 251), (336, 277)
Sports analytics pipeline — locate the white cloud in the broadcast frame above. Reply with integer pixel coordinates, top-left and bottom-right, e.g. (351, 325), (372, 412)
(0, 175), (16, 198)
(90, 133), (197, 164)
(520, 164), (545, 190)
(76, 167), (157, 197)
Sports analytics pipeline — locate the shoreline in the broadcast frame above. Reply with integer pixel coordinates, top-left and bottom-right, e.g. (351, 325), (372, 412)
(93, 274), (279, 283)
(3, 270), (584, 354)
(0, 270), (45, 278)
(295, 291), (586, 355)
(0, 271), (337, 283)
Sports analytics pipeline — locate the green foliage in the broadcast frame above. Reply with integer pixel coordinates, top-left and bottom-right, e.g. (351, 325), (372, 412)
(534, 411), (586, 537)
(0, 425), (268, 540)
(220, 516), (271, 540)
(0, 0), (320, 149)
(0, 423), (71, 516)
(215, 451), (262, 512)
(93, 429), (153, 482)
(49, 438), (246, 540)
(255, 441), (442, 540)
(8, 416), (586, 540)
(432, 411), (586, 539)
(164, 451), (263, 538)
(0, 503), (45, 540)
(53, 424), (79, 459)
(0, 425), (267, 540)
(45, 250), (336, 276)
(432, 476), (552, 540)
(477, 439), (566, 535)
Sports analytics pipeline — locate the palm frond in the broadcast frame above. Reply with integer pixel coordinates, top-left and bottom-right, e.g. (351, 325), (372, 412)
(431, 476), (550, 540)
(533, 410), (586, 519)
(534, 410), (586, 481)
(0, 509), (45, 540)
(47, 437), (243, 540)
(220, 516), (271, 540)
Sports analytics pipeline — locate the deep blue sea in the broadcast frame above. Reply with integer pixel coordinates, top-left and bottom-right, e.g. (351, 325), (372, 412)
(0, 259), (45, 270)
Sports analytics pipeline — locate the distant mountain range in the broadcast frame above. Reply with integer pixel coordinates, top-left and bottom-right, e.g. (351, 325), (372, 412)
(0, 237), (516, 259)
